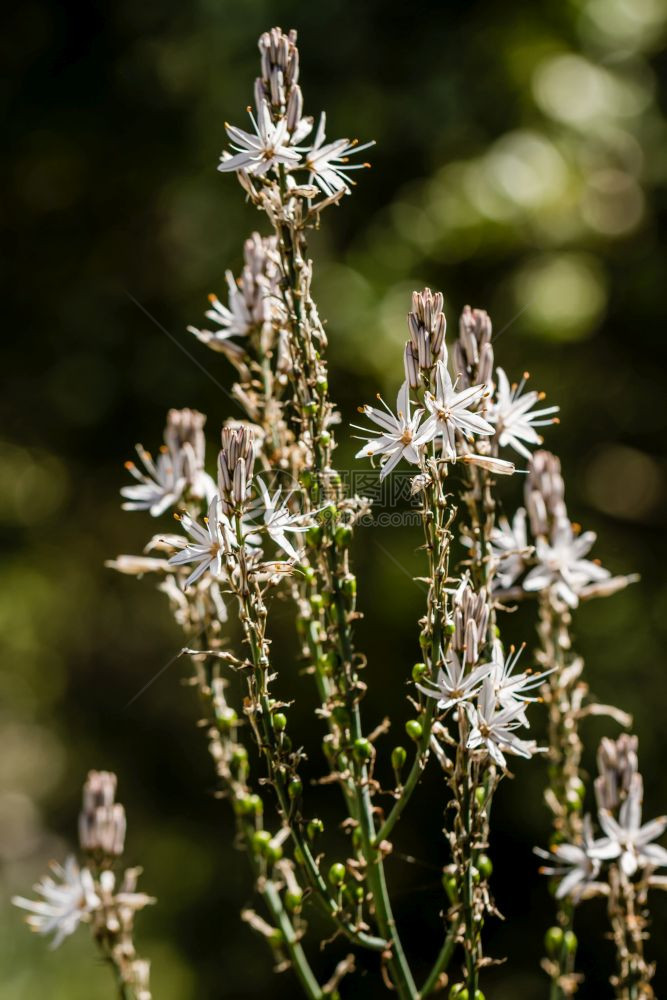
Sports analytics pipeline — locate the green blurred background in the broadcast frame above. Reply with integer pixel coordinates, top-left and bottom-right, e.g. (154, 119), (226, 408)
(3, 0), (667, 996)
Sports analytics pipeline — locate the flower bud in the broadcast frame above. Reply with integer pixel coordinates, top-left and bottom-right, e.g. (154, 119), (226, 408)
(405, 719), (423, 742)
(328, 862), (346, 886)
(477, 854), (493, 879)
(353, 738), (372, 762)
(288, 778), (302, 800)
(272, 712), (287, 732)
(252, 830), (272, 854)
(544, 926), (564, 956)
(563, 930), (577, 955)
(412, 662), (427, 682)
(307, 818), (324, 840)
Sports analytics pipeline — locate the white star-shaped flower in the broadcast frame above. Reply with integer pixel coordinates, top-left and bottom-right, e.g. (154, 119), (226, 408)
(598, 775), (667, 877)
(416, 649), (492, 712)
(415, 361), (493, 460)
(12, 857), (100, 949)
(487, 640), (550, 725)
(218, 100), (301, 177)
(466, 677), (542, 768)
(303, 113), (374, 196)
(168, 497), (234, 588)
(523, 519), (610, 608)
(121, 444), (186, 517)
(353, 381), (425, 480)
(489, 368), (559, 460)
(490, 507), (530, 589)
(535, 815), (617, 900)
(250, 479), (313, 560)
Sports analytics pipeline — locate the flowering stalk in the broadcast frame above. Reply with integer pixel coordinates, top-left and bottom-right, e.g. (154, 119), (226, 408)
(90, 23), (662, 1000)
(13, 771), (154, 1000)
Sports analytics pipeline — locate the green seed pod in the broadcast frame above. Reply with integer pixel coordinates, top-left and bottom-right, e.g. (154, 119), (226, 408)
(230, 746), (248, 774)
(305, 526), (323, 548)
(316, 376), (328, 394)
(233, 796), (253, 817)
(351, 826), (364, 851)
(328, 862), (346, 886)
(307, 818), (324, 840)
(475, 992), (486, 1000)
(269, 928), (284, 947)
(563, 930), (577, 955)
(442, 873), (458, 903)
(216, 706), (237, 731)
(405, 719), (423, 742)
(412, 662), (427, 682)
(470, 865), (480, 885)
(335, 524), (353, 547)
(310, 593), (324, 611)
(322, 503), (337, 523)
(448, 985), (467, 999)
(391, 746), (407, 771)
(266, 839), (283, 863)
(305, 401), (318, 416)
(285, 889), (303, 912)
(252, 830), (271, 854)
(288, 778), (302, 800)
(342, 574), (357, 598)
(248, 794), (263, 816)
(477, 854), (493, 879)
(272, 712), (287, 732)
(300, 471), (313, 490)
(353, 737), (372, 762)
(474, 786), (487, 810)
(319, 430), (331, 446)
(544, 926), (564, 957)
(444, 622), (456, 636)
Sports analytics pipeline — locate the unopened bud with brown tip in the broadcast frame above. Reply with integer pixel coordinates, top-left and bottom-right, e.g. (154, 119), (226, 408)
(79, 770), (127, 858)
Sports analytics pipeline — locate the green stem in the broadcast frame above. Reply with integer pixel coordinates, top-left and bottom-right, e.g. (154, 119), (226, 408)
(419, 923), (458, 998)
(374, 702), (435, 846)
(262, 879), (324, 1000)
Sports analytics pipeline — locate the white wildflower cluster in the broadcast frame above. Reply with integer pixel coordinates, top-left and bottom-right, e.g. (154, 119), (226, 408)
(490, 450), (637, 607)
(418, 583), (546, 769)
(354, 291), (560, 481)
(29, 25), (655, 1000)
(187, 233), (287, 368)
(219, 27), (373, 206)
(112, 416), (319, 596)
(13, 772), (153, 997)
(536, 736), (667, 902)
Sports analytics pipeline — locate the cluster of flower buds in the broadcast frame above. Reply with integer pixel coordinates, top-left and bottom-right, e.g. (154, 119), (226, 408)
(255, 27), (300, 115)
(164, 408), (211, 501)
(451, 578), (490, 666)
(404, 288), (446, 387)
(524, 449), (567, 538)
(594, 734), (639, 814)
(79, 770), (127, 860)
(218, 425), (256, 515)
(13, 770), (154, 1000)
(189, 233), (285, 366)
(453, 305), (494, 389)
(121, 408), (215, 517)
